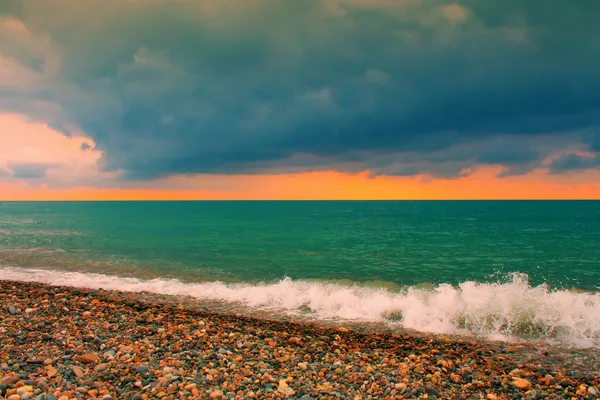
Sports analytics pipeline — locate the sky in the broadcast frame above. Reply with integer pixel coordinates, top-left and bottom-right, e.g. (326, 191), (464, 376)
(1, 0), (599, 200)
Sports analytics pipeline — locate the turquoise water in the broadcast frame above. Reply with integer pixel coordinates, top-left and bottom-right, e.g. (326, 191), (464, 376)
(1, 201), (599, 289)
(1, 201), (599, 348)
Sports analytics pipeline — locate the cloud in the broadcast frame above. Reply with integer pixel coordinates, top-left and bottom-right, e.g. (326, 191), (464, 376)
(0, 113), (109, 187)
(7, 162), (50, 179)
(549, 153), (600, 174)
(0, 0), (599, 181)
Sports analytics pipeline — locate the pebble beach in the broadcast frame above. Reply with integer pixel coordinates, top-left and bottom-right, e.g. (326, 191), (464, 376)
(1, 281), (598, 400)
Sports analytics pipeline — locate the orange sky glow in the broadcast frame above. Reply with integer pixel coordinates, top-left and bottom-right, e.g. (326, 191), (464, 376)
(2, 113), (599, 200)
(2, 169), (599, 201)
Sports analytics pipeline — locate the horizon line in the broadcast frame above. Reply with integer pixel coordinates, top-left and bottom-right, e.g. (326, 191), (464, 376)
(2, 199), (600, 202)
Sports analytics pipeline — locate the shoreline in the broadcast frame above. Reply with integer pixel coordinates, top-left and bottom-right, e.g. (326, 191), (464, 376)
(1, 280), (598, 399)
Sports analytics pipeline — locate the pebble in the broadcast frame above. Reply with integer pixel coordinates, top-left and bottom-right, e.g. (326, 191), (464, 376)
(511, 378), (532, 389)
(135, 365), (149, 373)
(46, 367), (57, 378)
(95, 362), (108, 372)
(72, 353), (100, 364)
(16, 386), (33, 395)
(72, 366), (84, 378)
(278, 380), (296, 396)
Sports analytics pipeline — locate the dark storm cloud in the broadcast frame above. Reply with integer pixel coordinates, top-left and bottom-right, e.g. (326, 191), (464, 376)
(1, 0), (600, 179)
(549, 153), (600, 174)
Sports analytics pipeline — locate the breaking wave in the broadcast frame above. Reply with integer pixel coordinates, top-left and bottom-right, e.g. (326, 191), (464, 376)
(1, 266), (598, 349)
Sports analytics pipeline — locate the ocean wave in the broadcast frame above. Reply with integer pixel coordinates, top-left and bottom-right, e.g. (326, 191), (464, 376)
(0, 267), (598, 349)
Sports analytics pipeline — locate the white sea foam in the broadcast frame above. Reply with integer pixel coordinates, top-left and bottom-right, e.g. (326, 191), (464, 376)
(1, 266), (598, 349)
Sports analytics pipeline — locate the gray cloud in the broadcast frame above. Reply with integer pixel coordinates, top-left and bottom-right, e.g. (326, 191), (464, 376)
(1, 0), (600, 180)
(549, 153), (600, 174)
(7, 162), (50, 179)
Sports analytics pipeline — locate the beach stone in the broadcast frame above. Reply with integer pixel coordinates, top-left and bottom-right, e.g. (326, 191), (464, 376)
(8, 305), (17, 315)
(7, 395), (21, 400)
(73, 353), (100, 364)
(36, 381), (48, 391)
(103, 350), (116, 359)
(16, 386), (34, 395)
(209, 390), (223, 398)
(511, 378), (532, 390)
(72, 367), (84, 378)
(2, 376), (19, 385)
(589, 387), (598, 396)
(46, 367), (57, 378)
(298, 362), (308, 371)
(45, 393), (56, 400)
(94, 363), (108, 372)
(277, 380), (295, 397)
(135, 365), (149, 373)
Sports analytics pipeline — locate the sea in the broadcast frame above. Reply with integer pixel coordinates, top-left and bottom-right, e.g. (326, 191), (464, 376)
(1, 201), (599, 350)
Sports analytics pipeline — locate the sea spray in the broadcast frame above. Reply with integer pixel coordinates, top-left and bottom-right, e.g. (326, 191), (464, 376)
(1, 266), (598, 349)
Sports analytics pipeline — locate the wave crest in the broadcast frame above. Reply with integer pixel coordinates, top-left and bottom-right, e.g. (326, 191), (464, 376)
(0, 267), (598, 349)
